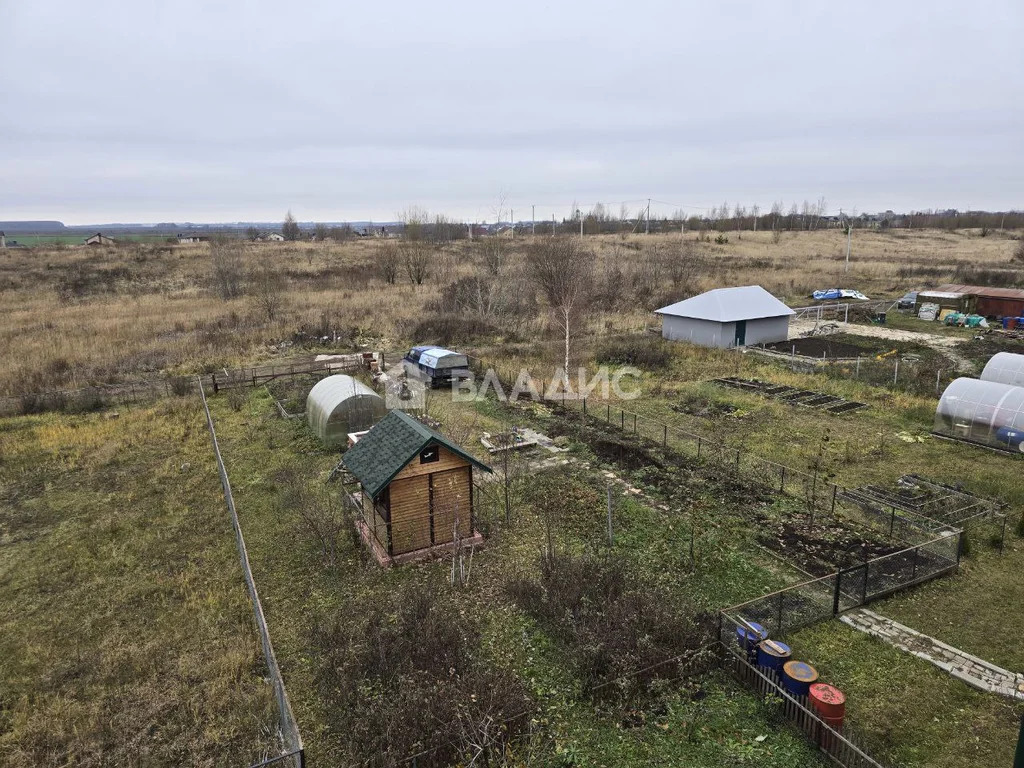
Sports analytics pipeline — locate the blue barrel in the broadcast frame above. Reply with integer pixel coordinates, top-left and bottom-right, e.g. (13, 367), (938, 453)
(735, 621), (766, 657)
(996, 427), (1024, 450)
(756, 639), (792, 672)
(782, 660), (818, 697)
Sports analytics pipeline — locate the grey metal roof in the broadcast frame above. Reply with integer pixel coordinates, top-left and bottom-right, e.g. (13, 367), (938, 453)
(655, 285), (794, 323)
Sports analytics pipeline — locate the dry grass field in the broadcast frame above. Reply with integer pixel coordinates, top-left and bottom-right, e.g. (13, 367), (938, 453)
(0, 228), (1019, 398)
(2, 226), (1024, 767)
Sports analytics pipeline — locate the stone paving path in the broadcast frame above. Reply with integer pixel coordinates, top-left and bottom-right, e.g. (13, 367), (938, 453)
(841, 608), (1024, 700)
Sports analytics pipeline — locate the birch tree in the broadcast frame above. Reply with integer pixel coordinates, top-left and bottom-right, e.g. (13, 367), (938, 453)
(525, 238), (593, 394)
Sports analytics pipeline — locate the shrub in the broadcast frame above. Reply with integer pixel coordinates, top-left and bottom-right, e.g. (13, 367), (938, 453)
(407, 312), (502, 345)
(169, 376), (193, 397)
(595, 336), (672, 370)
(506, 552), (713, 702)
(311, 581), (534, 767)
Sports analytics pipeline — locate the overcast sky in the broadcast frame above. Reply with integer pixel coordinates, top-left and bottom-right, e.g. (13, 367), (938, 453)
(1, 0), (1022, 224)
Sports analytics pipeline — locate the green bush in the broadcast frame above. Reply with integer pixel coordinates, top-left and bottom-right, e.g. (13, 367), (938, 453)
(506, 551), (713, 701)
(595, 336), (673, 370)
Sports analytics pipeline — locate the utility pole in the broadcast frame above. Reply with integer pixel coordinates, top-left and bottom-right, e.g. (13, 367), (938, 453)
(645, 198), (651, 235)
(845, 221), (852, 273)
(580, 213), (584, 238)
(552, 213), (555, 236)
(511, 208), (514, 239)
(532, 204), (536, 236)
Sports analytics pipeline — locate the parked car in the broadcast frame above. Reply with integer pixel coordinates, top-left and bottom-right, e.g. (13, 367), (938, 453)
(402, 346), (472, 388)
(897, 291), (918, 310)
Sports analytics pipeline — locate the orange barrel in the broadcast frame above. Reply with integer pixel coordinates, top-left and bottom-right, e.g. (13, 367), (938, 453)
(756, 639), (792, 673)
(808, 682), (846, 720)
(781, 660), (818, 697)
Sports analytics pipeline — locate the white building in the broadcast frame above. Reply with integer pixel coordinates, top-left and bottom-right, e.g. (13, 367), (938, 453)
(655, 285), (794, 349)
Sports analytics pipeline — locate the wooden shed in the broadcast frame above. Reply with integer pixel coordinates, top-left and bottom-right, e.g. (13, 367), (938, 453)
(342, 410), (491, 564)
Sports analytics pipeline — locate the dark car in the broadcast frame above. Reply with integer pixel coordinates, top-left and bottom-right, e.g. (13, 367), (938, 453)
(897, 291), (918, 310)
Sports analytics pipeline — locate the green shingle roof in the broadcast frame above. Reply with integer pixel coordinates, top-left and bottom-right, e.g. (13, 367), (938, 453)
(341, 409), (491, 498)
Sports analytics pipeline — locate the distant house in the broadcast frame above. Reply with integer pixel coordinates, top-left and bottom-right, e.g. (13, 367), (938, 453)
(655, 285), (795, 349)
(84, 232), (116, 246)
(176, 234), (209, 244)
(0, 232), (5, 248)
(258, 232), (285, 242)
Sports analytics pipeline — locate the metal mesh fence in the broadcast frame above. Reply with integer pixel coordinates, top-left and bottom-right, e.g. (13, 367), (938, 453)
(199, 380), (304, 768)
(718, 622), (887, 768)
(719, 532), (961, 648)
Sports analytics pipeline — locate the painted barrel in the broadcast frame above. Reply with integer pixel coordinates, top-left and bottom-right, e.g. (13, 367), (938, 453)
(735, 621), (766, 656)
(756, 639), (792, 672)
(996, 426), (1024, 450)
(808, 683), (846, 720)
(781, 660), (818, 697)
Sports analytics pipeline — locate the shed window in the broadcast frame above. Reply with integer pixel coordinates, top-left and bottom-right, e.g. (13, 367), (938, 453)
(420, 445), (440, 464)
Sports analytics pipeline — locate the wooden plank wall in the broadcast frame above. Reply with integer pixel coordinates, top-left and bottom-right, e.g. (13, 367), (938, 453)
(389, 475), (431, 554)
(392, 444), (471, 482)
(431, 467), (472, 544)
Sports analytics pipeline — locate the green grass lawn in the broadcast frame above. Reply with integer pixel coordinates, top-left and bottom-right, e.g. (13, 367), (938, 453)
(207, 386), (827, 766)
(0, 399), (275, 767)
(789, 621), (1021, 768)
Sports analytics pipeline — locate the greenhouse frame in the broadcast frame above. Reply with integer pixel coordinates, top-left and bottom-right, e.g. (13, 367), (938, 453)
(979, 352), (1024, 389)
(933, 377), (1024, 452)
(306, 375), (387, 447)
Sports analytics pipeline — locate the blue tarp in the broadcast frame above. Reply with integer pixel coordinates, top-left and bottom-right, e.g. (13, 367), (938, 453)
(811, 289), (870, 301)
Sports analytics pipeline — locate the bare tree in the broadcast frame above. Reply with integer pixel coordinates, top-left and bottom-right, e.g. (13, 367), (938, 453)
(313, 222), (330, 241)
(402, 241), (432, 286)
(480, 236), (506, 275)
(282, 210), (301, 241)
(251, 264), (284, 321)
(377, 243), (400, 284)
(525, 237), (593, 391)
(210, 239), (246, 299)
(399, 206), (429, 241)
(245, 226), (260, 242)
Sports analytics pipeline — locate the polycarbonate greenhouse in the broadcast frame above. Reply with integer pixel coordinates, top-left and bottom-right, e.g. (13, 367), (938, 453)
(934, 377), (1024, 452)
(306, 375), (387, 447)
(979, 352), (1024, 388)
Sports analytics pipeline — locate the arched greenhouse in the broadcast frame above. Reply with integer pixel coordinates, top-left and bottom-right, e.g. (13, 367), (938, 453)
(934, 377), (1024, 452)
(979, 352), (1024, 388)
(306, 375), (387, 447)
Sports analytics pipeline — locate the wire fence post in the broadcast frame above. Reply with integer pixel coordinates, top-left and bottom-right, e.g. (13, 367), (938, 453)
(780, 466), (785, 492)
(832, 570), (842, 615)
(606, 485), (614, 545)
(663, 424), (667, 448)
(830, 484), (838, 515)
